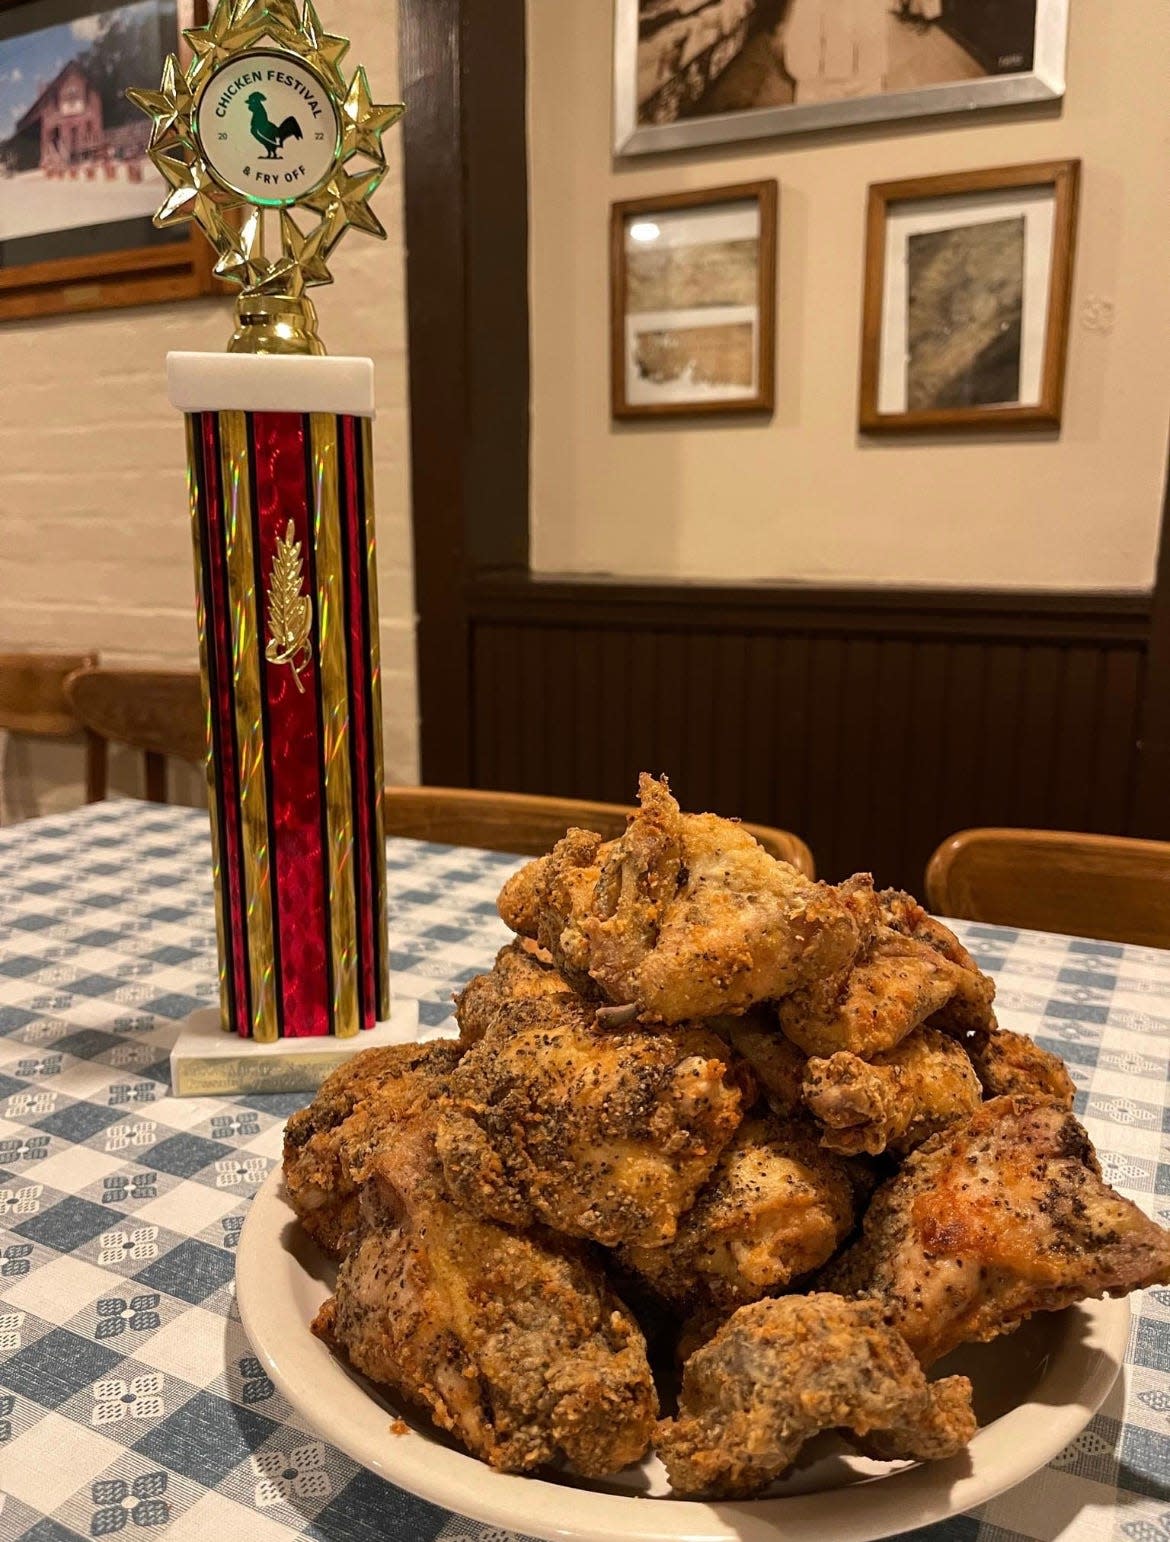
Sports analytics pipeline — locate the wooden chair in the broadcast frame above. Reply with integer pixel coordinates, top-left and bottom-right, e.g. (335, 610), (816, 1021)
(383, 785), (816, 876)
(0, 652), (101, 807)
(64, 667), (205, 804)
(925, 827), (1170, 949)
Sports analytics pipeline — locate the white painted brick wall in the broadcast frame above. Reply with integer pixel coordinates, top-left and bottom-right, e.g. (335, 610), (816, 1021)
(0, 0), (417, 820)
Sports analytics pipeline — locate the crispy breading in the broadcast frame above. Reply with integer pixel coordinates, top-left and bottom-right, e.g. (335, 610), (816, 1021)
(965, 1027), (1076, 1106)
(821, 1095), (1170, 1365)
(436, 992), (747, 1248)
(719, 1010), (808, 1118)
(620, 1113), (857, 1311)
(803, 1025), (982, 1157)
(454, 939), (575, 1048)
(314, 1127), (657, 1476)
(498, 774), (861, 1022)
(778, 926), (963, 1058)
(282, 1041), (462, 1258)
(656, 1294), (975, 1498)
(880, 889), (998, 1035)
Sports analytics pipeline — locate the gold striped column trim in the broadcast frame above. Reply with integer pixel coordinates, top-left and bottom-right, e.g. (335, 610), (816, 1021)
(360, 417), (390, 1017)
(186, 415), (231, 1036)
(310, 412), (360, 1037)
(219, 411), (279, 1043)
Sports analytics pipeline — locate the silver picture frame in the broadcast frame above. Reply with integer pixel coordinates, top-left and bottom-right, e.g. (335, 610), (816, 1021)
(614, 0), (1069, 157)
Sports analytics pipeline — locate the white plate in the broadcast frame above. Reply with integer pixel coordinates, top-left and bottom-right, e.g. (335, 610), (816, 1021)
(238, 1167), (1128, 1542)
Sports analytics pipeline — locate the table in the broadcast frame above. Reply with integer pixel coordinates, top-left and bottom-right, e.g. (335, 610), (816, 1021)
(0, 799), (1167, 1542)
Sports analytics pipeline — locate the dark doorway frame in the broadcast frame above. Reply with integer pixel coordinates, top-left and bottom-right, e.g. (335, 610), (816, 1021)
(1134, 441), (1170, 837)
(400, 0), (530, 787)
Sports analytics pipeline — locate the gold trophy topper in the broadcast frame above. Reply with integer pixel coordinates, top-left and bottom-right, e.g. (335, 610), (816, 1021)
(128, 0), (403, 355)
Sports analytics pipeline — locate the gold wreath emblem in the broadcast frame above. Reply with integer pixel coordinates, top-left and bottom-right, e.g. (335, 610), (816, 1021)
(265, 519), (313, 692)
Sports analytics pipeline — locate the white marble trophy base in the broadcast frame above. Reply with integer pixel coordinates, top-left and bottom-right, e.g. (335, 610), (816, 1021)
(170, 995), (420, 1097)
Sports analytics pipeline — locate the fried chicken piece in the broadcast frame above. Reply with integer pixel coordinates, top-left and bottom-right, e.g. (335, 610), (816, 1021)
(880, 889), (997, 1035)
(778, 925), (964, 1058)
(314, 1127), (657, 1476)
(803, 1026), (982, 1157)
(282, 1041), (462, 1257)
(436, 992), (747, 1248)
(853, 1373), (980, 1462)
(719, 1010), (808, 1118)
(454, 939), (575, 1047)
(620, 1114), (857, 1310)
(656, 1294), (975, 1498)
(966, 1028), (1076, 1107)
(498, 774), (861, 1022)
(821, 1095), (1170, 1366)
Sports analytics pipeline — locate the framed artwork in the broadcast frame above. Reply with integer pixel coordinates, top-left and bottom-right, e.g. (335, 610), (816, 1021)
(858, 160), (1080, 434)
(614, 0), (1069, 157)
(0, 0), (220, 322)
(611, 180), (776, 420)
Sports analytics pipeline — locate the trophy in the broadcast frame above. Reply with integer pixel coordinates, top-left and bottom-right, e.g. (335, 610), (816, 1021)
(130, 1), (417, 1090)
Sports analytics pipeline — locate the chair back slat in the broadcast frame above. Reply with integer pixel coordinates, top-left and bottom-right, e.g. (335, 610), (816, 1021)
(65, 668), (204, 805)
(384, 785), (815, 876)
(925, 827), (1170, 949)
(0, 652), (97, 737)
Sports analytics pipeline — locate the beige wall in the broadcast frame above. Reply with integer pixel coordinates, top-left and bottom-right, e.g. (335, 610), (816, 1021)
(0, 0), (416, 821)
(528, 0), (1170, 588)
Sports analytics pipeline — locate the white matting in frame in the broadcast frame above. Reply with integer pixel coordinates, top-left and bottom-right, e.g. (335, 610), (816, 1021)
(622, 199), (762, 407)
(877, 185), (1056, 417)
(613, 0), (1069, 157)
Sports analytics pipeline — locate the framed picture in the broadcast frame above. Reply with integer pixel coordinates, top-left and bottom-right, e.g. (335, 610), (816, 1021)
(858, 160), (1080, 434)
(0, 0), (220, 322)
(611, 180), (776, 420)
(614, 0), (1069, 157)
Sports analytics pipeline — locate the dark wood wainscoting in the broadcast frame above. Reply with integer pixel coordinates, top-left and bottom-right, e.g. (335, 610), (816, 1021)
(466, 579), (1150, 889)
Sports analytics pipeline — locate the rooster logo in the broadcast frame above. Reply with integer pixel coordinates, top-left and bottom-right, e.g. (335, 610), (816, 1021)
(245, 90), (303, 160)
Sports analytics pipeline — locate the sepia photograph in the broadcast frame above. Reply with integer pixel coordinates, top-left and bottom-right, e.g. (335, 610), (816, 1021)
(611, 180), (776, 418)
(614, 0), (1068, 155)
(0, 0), (171, 244)
(859, 160), (1081, 433)
(905, 215), (1025, 411)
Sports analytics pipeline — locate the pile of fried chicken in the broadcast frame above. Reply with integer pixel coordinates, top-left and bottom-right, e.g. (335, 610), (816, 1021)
(282, 775), (1170, 1499)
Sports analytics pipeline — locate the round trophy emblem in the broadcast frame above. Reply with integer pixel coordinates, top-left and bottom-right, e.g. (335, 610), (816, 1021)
(195, 50), (341, 206)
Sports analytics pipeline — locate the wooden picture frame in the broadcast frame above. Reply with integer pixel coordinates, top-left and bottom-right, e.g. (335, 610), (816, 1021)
(0, 0), (222, 323)
(859, 160), (1080, 434)
(611, 180), (776, 420)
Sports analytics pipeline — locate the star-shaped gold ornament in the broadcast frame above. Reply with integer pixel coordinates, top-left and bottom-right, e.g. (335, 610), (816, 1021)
(128, 0), (402, 316)
(299, 1), (349, 91)
(125, 55), (195, 153)
(302, 162), (388, 254)
(340, 67), (404, 162)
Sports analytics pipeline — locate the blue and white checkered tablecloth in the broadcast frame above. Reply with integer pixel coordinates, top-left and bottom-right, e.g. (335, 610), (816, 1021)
(0, 800), (1168, 1542)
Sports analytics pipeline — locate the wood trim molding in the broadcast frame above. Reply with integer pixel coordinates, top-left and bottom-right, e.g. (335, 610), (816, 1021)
(468, 572), (1150, 644)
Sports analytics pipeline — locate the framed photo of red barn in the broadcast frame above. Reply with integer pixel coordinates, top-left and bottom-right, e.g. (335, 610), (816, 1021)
(0, 0), (221, 321)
